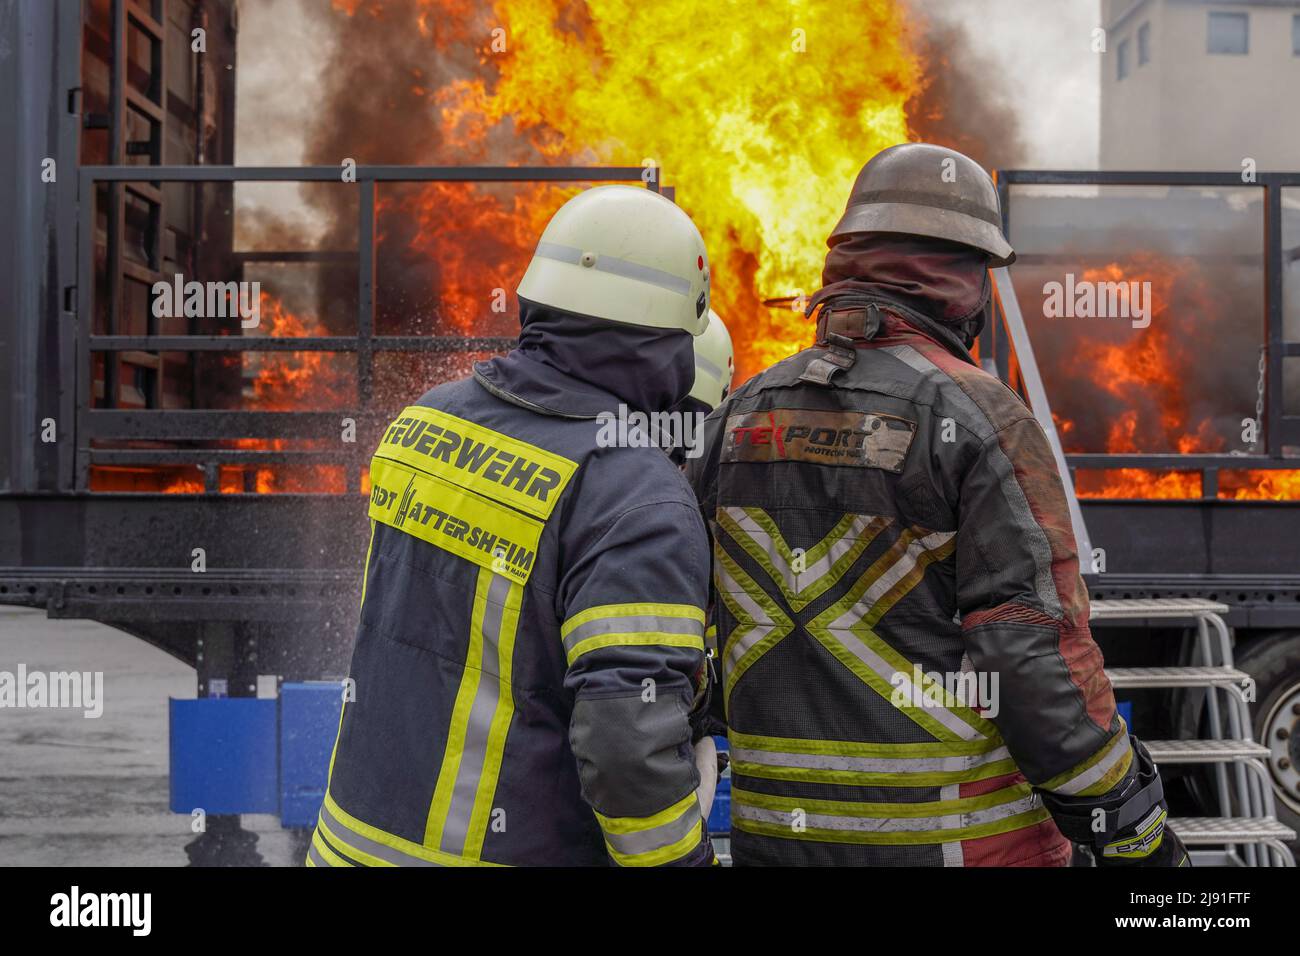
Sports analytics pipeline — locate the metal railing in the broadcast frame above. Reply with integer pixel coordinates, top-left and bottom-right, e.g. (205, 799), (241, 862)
(989, 170), (1300, 503)
(73, 165), (664, 493)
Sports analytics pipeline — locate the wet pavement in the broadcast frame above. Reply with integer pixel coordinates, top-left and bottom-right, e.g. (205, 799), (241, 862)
(0, 606), (300, 866)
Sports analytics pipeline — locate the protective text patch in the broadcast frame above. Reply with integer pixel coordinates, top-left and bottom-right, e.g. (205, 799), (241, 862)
(376, 406), (577, 520)
(368, 457), (542, 584)
(721, 409), (916, 472)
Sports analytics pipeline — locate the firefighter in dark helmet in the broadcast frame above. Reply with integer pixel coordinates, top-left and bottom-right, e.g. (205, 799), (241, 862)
(686, 143), (1189, 867)
(311, 185), (717, 867)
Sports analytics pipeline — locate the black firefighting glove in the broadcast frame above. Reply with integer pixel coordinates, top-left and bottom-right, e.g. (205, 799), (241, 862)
(1040, 736), (1191, 867)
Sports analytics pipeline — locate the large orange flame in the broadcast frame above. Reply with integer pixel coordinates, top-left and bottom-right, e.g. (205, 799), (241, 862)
(345, 0), (925, 379)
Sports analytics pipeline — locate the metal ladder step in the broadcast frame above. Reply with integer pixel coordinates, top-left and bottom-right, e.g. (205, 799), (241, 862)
(1144, 739), (1271, 763)
(1090, 598), (1230, 620)
(1107, 666), (1249, 689)
(1169, 817), (1296, 844)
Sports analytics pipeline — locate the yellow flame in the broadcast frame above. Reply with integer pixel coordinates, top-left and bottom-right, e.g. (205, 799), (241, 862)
(426, 0), (924, 379)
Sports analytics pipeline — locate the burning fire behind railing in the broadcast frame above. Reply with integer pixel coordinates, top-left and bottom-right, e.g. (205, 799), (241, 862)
(1032, 254), (1300, 500)
(89, 2), (1296, 503)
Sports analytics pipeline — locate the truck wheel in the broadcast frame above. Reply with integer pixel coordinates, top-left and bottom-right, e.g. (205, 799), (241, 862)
(1235, 632), (1300, 856)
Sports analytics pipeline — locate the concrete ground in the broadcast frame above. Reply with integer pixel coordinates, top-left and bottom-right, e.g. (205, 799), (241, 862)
(0, 606), (299, 866)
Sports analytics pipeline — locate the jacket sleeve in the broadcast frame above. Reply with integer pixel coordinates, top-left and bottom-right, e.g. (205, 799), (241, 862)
(955, 415), (1134, 799)
(558, 496), (714, 866)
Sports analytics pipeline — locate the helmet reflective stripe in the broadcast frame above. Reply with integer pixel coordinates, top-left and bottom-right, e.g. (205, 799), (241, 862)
(829, 142), (1016, 267)
(694, 353), (723, 380)
(517, 185), (711, 335)
(533, 242), (693, 296)
(687, 309), (734, 410)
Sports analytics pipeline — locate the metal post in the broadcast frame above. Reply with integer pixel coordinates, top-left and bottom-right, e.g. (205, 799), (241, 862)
(992, 267), (1093, 560)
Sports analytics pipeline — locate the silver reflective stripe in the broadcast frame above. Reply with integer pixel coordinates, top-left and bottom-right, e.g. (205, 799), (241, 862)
(715, 561), (779, 671)
(440, 572), (512, 855)
(734, 793), (1039, 833)
(880, 344), (993, 441)
(818, 626), (983, 741)
(731, 744), (1010, 775)
(724, 508), (876, 598)
(320, 802), (442, 867)
(833, 528), (954, 617)
(604, 807), (702, 857)
(813, 529), (983, 741)
(534, 241), (692, 296)
(307, 841), (330, 867)
(1050, 732), (1133, 796)
(562, 613), (703, 657)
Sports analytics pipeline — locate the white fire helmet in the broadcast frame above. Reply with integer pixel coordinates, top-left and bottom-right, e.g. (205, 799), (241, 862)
(517, 185), (711, 336)
(687, 309), (735, 410)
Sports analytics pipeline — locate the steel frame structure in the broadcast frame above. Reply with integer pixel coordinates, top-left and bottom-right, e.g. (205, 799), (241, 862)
(74, 164), (661, 493)
(989, 170), (1300, 498)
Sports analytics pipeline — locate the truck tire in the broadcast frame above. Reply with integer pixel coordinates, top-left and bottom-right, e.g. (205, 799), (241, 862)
(1235, 631), (1300, 857)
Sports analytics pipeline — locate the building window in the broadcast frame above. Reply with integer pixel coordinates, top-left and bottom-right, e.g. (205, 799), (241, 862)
(1138, 22), (1151, 65)
(1118, 38), (1130, 80)
(1207, 11), (1248, 55)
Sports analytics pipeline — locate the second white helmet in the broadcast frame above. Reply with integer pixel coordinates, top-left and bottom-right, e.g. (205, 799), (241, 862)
(517, 185), (711, 335)
(687, 309), (735, 410)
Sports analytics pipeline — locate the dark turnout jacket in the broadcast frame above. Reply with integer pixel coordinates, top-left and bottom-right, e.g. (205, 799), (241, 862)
(312, 314), (714, 867)
(687, 307), (1132, 866)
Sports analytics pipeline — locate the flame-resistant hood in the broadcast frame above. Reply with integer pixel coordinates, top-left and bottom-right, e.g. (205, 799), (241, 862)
(473, 298), (697, 419)
(807, 233), (993, 356)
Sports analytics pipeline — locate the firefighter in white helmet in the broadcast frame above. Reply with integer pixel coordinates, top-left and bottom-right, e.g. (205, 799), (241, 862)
(687, 310), (736, 413)
(312, 185), (718, 867)
(668, 309), (735, 469)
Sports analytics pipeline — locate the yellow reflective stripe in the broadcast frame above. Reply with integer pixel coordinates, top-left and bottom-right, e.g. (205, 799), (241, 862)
(804, 527), (993, 742)
(595, 793), (706, 867)
(729, 729), (1016, 786)
(729, 730), (1005, 758)
(316, 813), (395, 867)
(1039, 718), (1134, 797)
(731, 755), (1019, 788)
(718, 507), (889, 612)
(425, 570), (491, 849)
(732, 782), (1032, 819)
(311, 828), (351, 867)
(714, 544), (792, 706)
(566, 632), (704, 667)
(608, 818), (705, 867)
(462, 574), (523, 859)
(595, 791), (699, 834)
(323, 792), (500, 867)
(368, 456), (542, 585)
(734, 807), (1050, 846)
(424, 568), (521, 859)
(561, 603), (706, 667)
(358, 518), (377, 609)
(376, 405), (577, 520)
(561, 602), (705, 635)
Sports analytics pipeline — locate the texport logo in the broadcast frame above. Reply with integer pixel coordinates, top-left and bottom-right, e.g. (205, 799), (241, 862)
(49, 886), (151, 936)
(722, 409), (916, 472)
